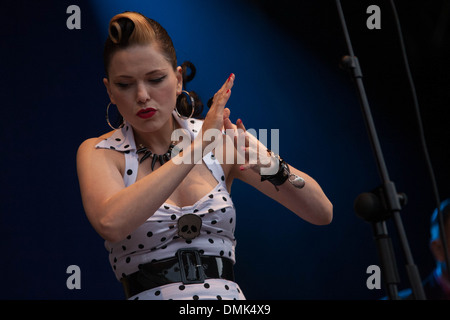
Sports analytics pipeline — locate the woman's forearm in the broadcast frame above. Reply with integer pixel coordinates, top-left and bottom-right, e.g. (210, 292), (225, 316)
(97, 141), (202, 242)
(276, 166), (333, 225)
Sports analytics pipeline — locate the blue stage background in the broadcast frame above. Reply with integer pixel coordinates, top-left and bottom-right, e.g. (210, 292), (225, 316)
(1, 0), (449, 299)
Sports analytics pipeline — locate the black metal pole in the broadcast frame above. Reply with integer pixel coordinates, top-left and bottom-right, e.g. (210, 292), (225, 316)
(335, 0), (426, 300)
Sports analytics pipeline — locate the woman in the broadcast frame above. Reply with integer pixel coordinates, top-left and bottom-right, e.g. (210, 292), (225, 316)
(76, 11), (332, 300)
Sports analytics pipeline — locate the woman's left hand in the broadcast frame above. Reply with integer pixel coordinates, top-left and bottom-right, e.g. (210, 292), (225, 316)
(223, 117), (277, 175)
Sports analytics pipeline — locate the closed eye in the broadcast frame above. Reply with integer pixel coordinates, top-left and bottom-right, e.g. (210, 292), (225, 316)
(113, 75), (166, 89)
(115, 83), (130, 88)
(149, 75), (166, 83)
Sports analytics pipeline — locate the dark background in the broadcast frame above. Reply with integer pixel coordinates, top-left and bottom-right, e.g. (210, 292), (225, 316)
(1, 0), (448, 299)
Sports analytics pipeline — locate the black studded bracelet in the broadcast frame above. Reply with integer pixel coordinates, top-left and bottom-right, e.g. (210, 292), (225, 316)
(260, 150), (305, 191)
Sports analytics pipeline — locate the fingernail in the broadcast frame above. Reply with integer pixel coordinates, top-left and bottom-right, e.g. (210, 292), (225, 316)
(228, 73), (234, 80)
(237, 119), (241, 124)
(226, 89), (230, 93)
(240, 165), (245, 171)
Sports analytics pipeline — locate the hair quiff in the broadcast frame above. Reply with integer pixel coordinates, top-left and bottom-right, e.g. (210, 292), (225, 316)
(103, 11), (177, 76)
(109, 12), (155, 45)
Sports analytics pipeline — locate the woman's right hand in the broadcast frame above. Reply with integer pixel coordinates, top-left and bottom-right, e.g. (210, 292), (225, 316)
(196, 74), (235, 152)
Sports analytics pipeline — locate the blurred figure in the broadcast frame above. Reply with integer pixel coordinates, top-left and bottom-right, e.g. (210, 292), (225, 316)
(399, 199), (450, 299)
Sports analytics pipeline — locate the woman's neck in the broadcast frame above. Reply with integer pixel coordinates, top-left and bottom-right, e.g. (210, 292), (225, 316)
(133, 115), (178, 154)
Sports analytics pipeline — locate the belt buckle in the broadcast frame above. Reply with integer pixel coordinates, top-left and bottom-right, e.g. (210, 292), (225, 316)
(176, 248), (205, 285)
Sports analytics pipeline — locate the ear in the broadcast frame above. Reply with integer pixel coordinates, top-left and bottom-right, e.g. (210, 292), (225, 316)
(431, 239), (444, 262)
(175, 66), (183, 96)
(103, 77), (116, 104)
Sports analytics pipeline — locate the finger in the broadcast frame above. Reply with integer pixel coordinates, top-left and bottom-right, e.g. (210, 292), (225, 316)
(225, 73), (235, 90)
(222, 107), (232, 132)
(235, 126), (247, 150)
(243, 144), (260, 167)
(236, 119), (250, 150)
(211, 88), (231, 112)
(236, 118), (246, 132)
(239, 163), (258, 172)
(223, 107), (231, 120)
(223, 117), (234, 131)
(216, 73), (234, 95)
(210, 74), (235, 108)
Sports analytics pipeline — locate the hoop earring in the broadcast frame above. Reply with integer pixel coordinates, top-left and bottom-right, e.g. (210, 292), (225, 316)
(106, 102), (125, 130)
(175, 90), (195, 119)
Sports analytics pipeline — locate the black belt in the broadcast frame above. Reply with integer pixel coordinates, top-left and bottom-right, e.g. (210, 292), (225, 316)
(121, 248), (235, 298)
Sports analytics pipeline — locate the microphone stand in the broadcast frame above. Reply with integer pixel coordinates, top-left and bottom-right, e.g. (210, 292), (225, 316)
(335, 0), (426, 300)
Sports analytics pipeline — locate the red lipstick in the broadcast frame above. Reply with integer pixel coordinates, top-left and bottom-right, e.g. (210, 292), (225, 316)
(137, 108), (156, 119)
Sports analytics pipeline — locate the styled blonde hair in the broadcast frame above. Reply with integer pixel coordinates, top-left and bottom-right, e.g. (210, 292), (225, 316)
(108, 12), (155, 45)
(103, 11), (177, 76)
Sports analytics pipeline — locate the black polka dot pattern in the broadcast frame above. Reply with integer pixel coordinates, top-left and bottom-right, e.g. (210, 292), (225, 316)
(126, 279), (244, 300)
(107, 189), (237, 275)
(98, 116), (242, 300)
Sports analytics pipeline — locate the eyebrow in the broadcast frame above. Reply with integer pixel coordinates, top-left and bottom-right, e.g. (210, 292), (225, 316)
(115, 69), (167, 79)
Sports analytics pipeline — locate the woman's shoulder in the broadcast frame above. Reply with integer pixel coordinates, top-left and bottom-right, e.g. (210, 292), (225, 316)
(76, 130), (126, 177)
(77, 131), (116, 156)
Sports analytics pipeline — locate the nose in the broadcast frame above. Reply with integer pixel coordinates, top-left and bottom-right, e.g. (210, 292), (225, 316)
(136, 82), (150, 104)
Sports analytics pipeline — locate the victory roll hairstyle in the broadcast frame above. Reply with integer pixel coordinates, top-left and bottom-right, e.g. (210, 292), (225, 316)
(103, 11), (177, 75)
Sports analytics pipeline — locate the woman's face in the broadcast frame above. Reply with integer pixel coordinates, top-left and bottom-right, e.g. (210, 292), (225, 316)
(104, 44), (182, 133)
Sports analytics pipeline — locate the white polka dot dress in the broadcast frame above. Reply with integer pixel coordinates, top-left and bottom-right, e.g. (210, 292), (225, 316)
(95, 110), (245, 300)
